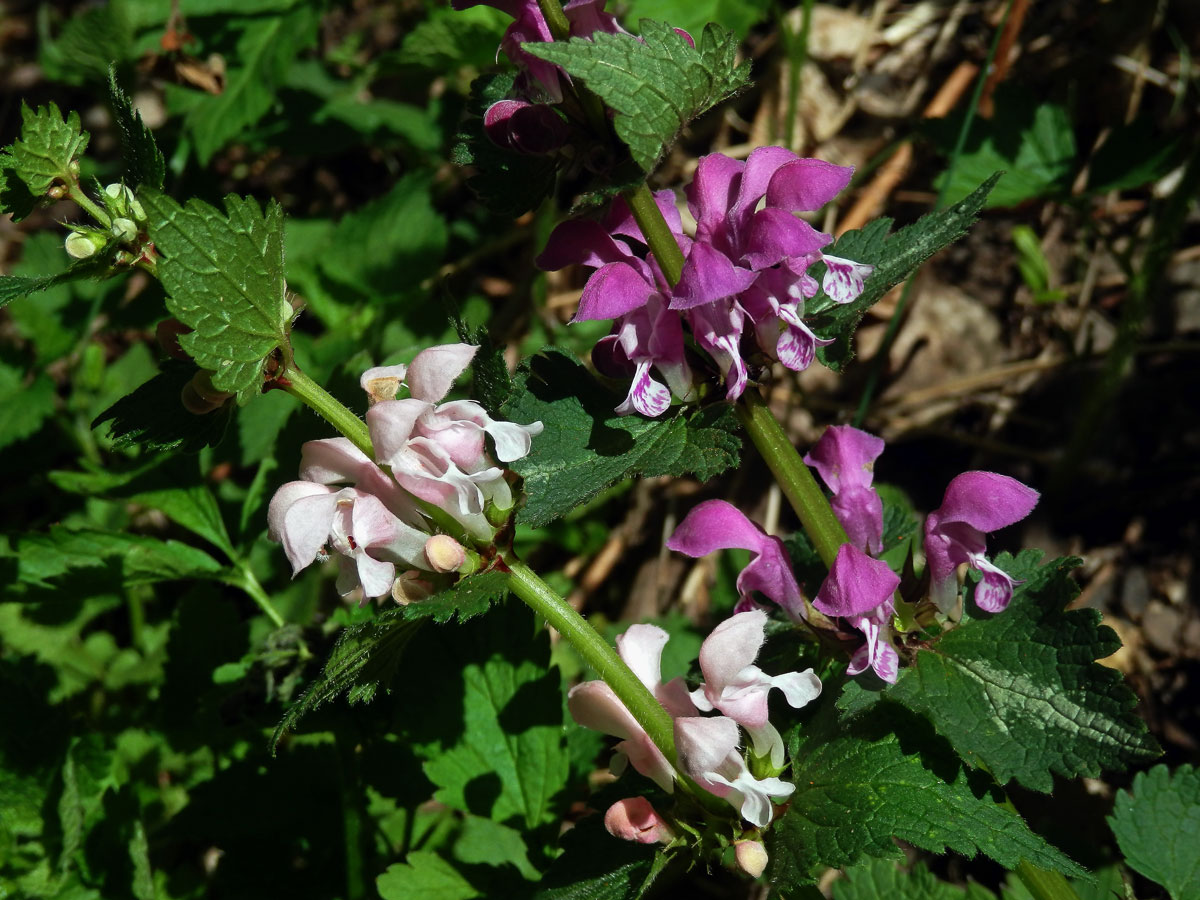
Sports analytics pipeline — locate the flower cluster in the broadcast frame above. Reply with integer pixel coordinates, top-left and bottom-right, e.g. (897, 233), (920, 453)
(569, 610), (821, 828)
(667, 425), (1038, 684)
(268, 344), (543, 602)
(537, 148), (875, 416)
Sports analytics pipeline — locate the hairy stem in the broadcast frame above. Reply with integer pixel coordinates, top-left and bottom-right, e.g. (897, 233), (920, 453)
(283, 365), (374, 459)
(735, 390), (848, 567)
(68, 183), (112, 228)
(623, 182), (685, 286)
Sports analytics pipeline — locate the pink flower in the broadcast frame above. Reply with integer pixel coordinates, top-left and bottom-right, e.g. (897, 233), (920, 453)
(604, 797), (674, 844)
(567, 623), (695, 792)
(924, 472), (1039, 613)
(689, 610), (821, 767)
(364, 343), (542, 539)
(813, 544), (901, 683)
(666, 500), (805, 620)
(804, 425), (885, 554)
(674, 716), (795, 827)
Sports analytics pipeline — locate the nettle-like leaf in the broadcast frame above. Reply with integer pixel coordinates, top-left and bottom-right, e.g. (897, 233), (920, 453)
(834, 856), (998, 900)
(377, 851), (481, 900)
(1109, 765), (1200, 900)
(501, 349), (741, 526)
(93, 360), (233, 452)
(0, 101), (89, 217)
(767, 683), (1083, 889)
(141, 191), (291, 405)
(14, 527), (225, 589)
(887, 551), (1160, 793)
(525, 21), (750, 172)
(271, 571), (509, 749)
(0, 246), (121, 312)
(421, 601), (570, 832)
(107, 68), (165, 191)
(532, 811), (664, 900)
(808, 173), (1001, 371)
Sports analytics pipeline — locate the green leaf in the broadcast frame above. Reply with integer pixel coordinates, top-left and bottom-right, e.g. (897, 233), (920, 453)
(887, 551), (1160, 792)
(16, 527), (224, 589)
(452, 815), (540, 882)
(525, 21), (750, 172)
(377, 852), (480, 900)
(625, 0), (770, 41)
(809, 173), (1001, 371)
(126, 486), (235, 559)
(141, 191), (290, 405)
(0, 102), (89, 201)
(0, 361), (56, 450)
(834, 857), (998, 900)
(186, 6), (321, 163)
(107, 67), (165, 191)
(1088, 119), (1185, 193)
(0, 245), (123, 311)
(501, 350), (740, 526)
(1109, 765), (1200, 900)
(38, 1), (133, 85)
(929, 92), (1076, 207)
(531, 812), (662, 900)
(271, 572), (509, 748)
(92, 360), (233, 452)
(392, 5), (509, 73)
(767, 685), (1083, 888)
(317, 174), (448, 298)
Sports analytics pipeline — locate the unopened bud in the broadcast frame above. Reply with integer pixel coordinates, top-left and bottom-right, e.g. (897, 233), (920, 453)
(391, 570), (434, 605)
(424, 534), (467, 574)
(111, 217), (138, 243)
(68, 159), (81, 176)
(103, 183), (136, 217)
(156, 318), (193, 361)
(64, 230), (104, 259)
(734, 840), (768, 878)
(180, 371), (233, 415)
(603, 798), (673, 845)
(48, 185), (67, 199)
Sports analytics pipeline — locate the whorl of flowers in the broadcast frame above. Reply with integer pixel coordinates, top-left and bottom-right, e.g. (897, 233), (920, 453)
(537, 147), (875, 416)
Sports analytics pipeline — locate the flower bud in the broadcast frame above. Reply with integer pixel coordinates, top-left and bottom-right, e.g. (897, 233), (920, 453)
(603, 798), (673, 845)
(391, 570), (434, 605)
(111, 217), (138, 244)
(423, 534), (467, 574)
(734, 840), (768, 878)
(103, 183), (136, 217)
(64, 230), (104, 259)
(156, 318), (193, 361)
(180, 371), (233, 415)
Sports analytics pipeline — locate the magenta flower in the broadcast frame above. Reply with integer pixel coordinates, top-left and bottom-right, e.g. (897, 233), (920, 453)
(483, 100), (569, 154)
(804, 425), (885, 554)
(924, 472), (1039, 614)
(813, 544), (901, 682)
(689, 610), (821, 767)
(666, 499), (805, 620)
(538, 148), (873, 414)
(674, 716), (795, 827)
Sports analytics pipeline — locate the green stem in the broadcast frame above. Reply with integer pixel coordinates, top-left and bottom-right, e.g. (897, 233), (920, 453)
(1015, 863), (1080, 900)
(735, 390), (848, 567)
(234, 563), (288, 631)
(504, 558), (728, 815)
(781, 0), (814, 150)
(624, 182), (685, 287)
(536, 0), (571, 41)
(283, 366), (374, 459)
(68, 183), (111, 228)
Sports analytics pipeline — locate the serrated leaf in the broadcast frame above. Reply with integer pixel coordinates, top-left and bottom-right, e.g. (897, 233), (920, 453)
(141, 191), (290, 405)
(525, 21), (750, 172)
(16, 527), (224, 589)
(0, 246), (121, 311)
(271, 571), (509, 748)
(108, 67), (165, 190)
(887, 551), (1160, 793)
(768, 689), (1083, 889)
(92, 360), (233, 452)
(1109, 765), (1200, 900)
(377, 852), (480, 900)
(186, 6), (321, 163)
(835, 857), (998, 900)
(2, 101), (89, 199)
(809, 173), (1001, 371)
(501, 349), (740, 526)
(532, 813), (661, 900)
(452, 815), (540, 882)
(420, 601), (569, 831)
